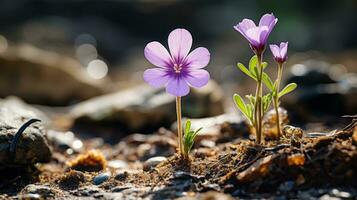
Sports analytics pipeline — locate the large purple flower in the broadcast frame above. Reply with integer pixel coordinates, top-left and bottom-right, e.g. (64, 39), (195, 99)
(234, 13), (278, 53)
(143, 28), (210, 97)
(270, 42), (288, 64)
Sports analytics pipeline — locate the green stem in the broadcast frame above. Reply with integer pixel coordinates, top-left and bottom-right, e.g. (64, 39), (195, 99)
(176, 96), (184, 158)
(254, 53), (264, 144)
(274, 63), (284, 138)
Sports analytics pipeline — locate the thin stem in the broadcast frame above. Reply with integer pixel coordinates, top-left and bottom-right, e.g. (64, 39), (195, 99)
(254, 53), (264, 144)
(176, 96), (184, 157)
(274, 63), (284, 138)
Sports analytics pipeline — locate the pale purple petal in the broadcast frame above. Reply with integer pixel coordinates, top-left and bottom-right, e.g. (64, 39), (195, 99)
(234, 19), (256, 34)
(185, 69), (210, 88)
(280, 42), (288, 58)
(144, 41), (172, 68)
(143, 68), (170, 88)
(184, 47), (210, 69)
(168, 28), (192, 63)
(166, 76), (190, 96)
(269, 44), (280, 58)
(245, 26), (265, 46)
(259, 13), (276, 27)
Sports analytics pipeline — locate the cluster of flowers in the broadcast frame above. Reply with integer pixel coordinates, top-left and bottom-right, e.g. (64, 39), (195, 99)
(143, 13), (296, 159)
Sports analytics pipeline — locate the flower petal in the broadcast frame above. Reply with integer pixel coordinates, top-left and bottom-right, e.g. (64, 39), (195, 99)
(143, 68), (170, 88)
(269, 44), (280, 58)
(259, 13), (277, 27)
(166, 76), (190, 96)
(144, 41), (172, 68)
(184, 47), (210, 69)
(185, 69), (210, 88)
(280, 42), (288, 58)
(245, 26), (266, 46)
(234, 19), (256, 34)
(168, 28), (192, 63)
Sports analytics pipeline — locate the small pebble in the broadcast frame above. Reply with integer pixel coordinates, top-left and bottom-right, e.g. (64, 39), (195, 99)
(115, 170), (129, 181)
(143, 156), (167, 171)
(93, 172), (111, 185)
(331, 188), (352, 198)
(107, 160), (128, 169)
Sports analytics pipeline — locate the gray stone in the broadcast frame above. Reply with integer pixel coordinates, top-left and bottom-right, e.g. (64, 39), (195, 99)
(22, 184), (56, 197)
(70, 81), (224, 131)
(143, 156), (167, 171)
(107, 159), (128, 169)
(0, 97), (51, 168)
(93, 172), (111, 185)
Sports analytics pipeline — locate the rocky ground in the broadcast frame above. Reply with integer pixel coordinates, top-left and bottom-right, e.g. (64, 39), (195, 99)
(0, 95), (356, 200)
(0, 44), (356, 199)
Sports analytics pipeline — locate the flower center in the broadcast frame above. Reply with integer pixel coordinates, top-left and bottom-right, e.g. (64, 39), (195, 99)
(174, 63), (182, 74)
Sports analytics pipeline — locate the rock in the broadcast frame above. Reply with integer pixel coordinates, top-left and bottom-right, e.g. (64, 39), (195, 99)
(74, 185), (104, 196)
(114, 170), (129, 181)
(93, 172), (111, 185)
(143, 156), (167, 171)
(107, 159), (128, 169)
(70, 81), (224, 132)
(0, 97), (51, 168)
(22, 184), (57, 198)
(0, 44), (104, 105)
(283, 60), (357, 123)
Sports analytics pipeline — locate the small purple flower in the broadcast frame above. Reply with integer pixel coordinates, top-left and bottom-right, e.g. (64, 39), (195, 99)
(234, 13), (278, 53)
(269, 42), (288, 64)
(143, 28), (210, 97)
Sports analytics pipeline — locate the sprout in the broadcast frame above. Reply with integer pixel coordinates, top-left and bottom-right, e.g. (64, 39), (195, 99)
(182, 120), (202, 160)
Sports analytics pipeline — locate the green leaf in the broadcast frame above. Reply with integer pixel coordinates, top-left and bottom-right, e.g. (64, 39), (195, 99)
(262, 93), (273, 113)
(234, 94), (248, 114)
(185, 120), (191, 135)
(262, 62), (268, 69)
(262, 72), (274, 91)
(233, 94), (253, 124)
(278, 83), (297, 98)
(237, 63), (257, 81)
(249, 55), (258, 76)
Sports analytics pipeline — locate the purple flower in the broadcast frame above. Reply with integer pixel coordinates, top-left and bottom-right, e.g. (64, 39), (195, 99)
(234, 13), (278, 53)
(269, 42), (288, 64)
(143, 28), (210, 97)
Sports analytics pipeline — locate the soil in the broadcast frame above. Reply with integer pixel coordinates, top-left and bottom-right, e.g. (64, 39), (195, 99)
(0, 119), (356, 199)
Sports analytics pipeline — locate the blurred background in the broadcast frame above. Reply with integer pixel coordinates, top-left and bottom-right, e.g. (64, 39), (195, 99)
(0, 0), (356, 134)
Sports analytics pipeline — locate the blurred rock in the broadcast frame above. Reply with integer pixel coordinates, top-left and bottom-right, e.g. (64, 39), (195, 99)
(70, 81), (224, 132)
(283, 60), (357, 123)
(0, 97), (51, 168)
(0, 44), (105, 106)
(93, 172), (111, 185)
(143, 156), (167, 171)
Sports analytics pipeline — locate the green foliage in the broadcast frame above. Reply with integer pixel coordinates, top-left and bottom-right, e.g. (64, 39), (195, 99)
(233, 94), (254, 125)
(262, 93), (273, 112)
(183, 120), (202, 158)
(278, 83), (297, 98)
(237, 63), (257, 81)
(262, 72), (274, 91)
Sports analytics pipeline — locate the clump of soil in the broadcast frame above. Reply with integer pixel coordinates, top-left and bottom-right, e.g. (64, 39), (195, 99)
(66, 149), (107, 172)
(58, 170), (86, 190)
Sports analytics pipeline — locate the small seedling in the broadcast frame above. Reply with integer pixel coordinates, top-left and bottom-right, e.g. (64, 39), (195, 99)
(182, 120), (202, 160)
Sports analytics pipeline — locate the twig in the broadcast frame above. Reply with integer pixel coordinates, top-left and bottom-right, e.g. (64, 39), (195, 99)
(9, 118), (41, 155)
